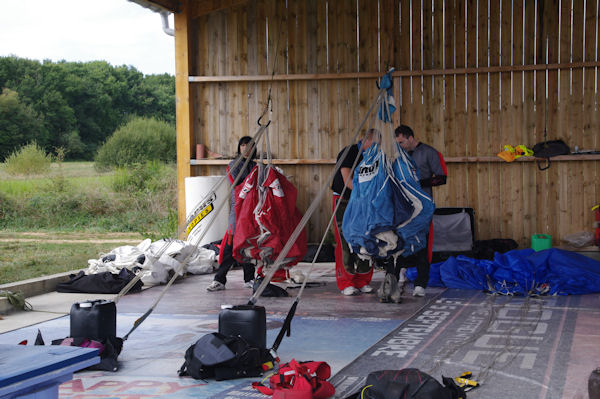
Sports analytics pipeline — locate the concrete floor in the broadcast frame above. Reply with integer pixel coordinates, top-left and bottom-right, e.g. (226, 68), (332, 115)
(1, 260), (600, 398)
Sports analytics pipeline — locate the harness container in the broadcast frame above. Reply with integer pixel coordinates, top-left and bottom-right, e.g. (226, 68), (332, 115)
(219, 305), (266, 349)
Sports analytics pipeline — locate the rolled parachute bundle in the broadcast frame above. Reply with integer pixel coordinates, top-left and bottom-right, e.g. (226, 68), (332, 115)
(342, 142), (434, 260)
(342, 143), (413, 259)
(392, 143), (435, 256)
(233, 164), (307, 268)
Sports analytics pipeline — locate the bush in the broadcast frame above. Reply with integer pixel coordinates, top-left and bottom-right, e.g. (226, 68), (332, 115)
(0, 191), (16, 221)
(112, 161), (171, 193)
(0, 161), (177, 235)
(3, 142), (52, 176)
(95, 116), (176, 170)
(111, 161), (178, 237)
(0, 88), (49, 161)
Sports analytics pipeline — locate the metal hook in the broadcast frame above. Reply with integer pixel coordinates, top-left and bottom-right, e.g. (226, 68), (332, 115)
(257, 115), (271, 127)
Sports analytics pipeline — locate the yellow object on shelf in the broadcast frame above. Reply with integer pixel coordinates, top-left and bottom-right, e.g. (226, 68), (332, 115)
(497, 145), (516, 162)
(515, 145), (534, 157)
(497, 144), (533, 162)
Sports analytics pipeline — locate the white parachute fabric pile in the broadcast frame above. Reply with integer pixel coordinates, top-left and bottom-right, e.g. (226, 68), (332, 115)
(85, 238), (218, 286)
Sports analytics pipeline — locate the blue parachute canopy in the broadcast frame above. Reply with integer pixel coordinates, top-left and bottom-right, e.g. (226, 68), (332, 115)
(378, 69), (396, 122)
(405, 248), (600, 295)
(342, 143), (412, 259)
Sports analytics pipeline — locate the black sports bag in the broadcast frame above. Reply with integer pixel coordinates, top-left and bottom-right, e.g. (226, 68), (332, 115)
(532, 139), (570, 170)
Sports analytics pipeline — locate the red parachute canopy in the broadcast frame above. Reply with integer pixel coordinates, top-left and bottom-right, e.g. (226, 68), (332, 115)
(233, 164), (307, 271)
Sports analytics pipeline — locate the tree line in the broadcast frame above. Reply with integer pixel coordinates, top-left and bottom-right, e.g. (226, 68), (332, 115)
(0, 56), (175, 161)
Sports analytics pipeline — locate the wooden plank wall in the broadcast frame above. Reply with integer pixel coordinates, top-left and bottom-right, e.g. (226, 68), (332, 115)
(187, 0), (599, 247)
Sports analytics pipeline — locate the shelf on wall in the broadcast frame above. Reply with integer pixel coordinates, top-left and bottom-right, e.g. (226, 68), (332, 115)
(191, 154), (600, 166)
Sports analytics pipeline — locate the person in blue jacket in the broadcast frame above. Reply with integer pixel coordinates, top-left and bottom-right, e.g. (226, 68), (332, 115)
(394, 125), (447, 297)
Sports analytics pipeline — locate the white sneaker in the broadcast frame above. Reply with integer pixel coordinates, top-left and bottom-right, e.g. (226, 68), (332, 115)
(289, 270), (305, 284)
(360, 285), (374, 293)
(413, 286), (425, 297)
(341, 286), (359, 296)
(207, 281), (225, 291)
(243, 280), (254, 289)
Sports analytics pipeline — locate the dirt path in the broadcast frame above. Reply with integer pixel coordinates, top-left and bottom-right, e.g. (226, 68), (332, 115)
(0, 232), (144, 244)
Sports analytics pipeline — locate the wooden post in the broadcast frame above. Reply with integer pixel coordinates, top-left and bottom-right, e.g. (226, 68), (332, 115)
(174, 0), (193, 237)
(583, 0), (599, 237)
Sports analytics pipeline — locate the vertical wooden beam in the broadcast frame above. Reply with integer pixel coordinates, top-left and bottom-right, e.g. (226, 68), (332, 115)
(512, 0), (527, 245)
(583, 0), (599, 236)
(288, 0), (300, 159)
(272, 0), (289, 155)
(422, 0), (434, 146)
(399, 0), (412, 125)
(500, 0), (515, 240)
(411, 0), (423, 130)
(305, 0), (324, 237)
(558, 0), (574, 237)
(488, 0), (501, 238)
(327, 1), (340, 150)
(571, 0), (585, 151)
(523, 0), (536, 244)
(534, 2), (548, 235)
(545, 0), (560, 241)
(174, 0), (193, 235)
(357, 0), (375, 146)
(461, 0), (475, 213)
(442, 0), (456, 206)
(381, 0), (397, 78)
(432, 0), (448, 205)
(316, 1), (332, 157)
(476, 0), (490, 239)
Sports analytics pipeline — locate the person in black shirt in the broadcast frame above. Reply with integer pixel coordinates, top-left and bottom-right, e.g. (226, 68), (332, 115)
(207, 136), (257, 291)
(331, 130), (377, 296)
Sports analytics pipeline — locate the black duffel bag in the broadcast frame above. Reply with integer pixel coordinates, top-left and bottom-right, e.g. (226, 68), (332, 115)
(345, 368), (466, 399)
(178, 332), (273, 381)
(532, 139), (570, 170)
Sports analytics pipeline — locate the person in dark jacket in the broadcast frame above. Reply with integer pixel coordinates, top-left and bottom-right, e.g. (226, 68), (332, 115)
(207, 136), (257, 291)
(394, 125), (447, 297)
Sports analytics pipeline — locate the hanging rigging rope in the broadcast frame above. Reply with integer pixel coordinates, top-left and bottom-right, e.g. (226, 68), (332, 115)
(248, 84), (387, 303)
(266, 85), (388, 355)
(118, 2), (290, 340)
(120, 125), (268, 340)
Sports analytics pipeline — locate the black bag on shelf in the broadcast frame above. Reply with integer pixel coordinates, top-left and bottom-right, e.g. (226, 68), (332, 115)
(532, 139), (570, 170)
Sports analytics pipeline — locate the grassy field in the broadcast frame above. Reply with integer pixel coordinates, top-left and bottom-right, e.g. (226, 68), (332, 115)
(0, 161), (176, 284)
(0, 233), (144, 284)
(0, 162), (114, 200)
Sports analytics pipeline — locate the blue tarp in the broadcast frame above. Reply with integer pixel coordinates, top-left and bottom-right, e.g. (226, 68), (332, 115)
(405, 248), (600, 295)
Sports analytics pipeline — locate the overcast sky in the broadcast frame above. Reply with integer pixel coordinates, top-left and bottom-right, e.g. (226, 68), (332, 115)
(0, 0), (175, 76)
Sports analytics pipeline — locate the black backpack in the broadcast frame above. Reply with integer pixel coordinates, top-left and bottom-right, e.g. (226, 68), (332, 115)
(345, 369), (466, 399)
(178, 332), (273, 381)
(532, 139), (570, 170)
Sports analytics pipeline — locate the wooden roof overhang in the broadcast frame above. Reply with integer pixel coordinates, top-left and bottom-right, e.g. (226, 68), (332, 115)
(128, 0), (248, 17)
